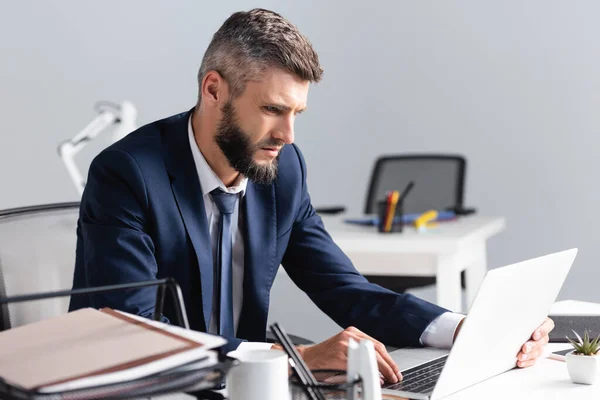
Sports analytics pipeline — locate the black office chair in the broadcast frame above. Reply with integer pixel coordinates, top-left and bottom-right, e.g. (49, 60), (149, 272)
(363, 154), (472, 293)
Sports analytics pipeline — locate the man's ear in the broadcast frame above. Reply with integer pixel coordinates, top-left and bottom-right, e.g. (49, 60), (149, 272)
(201, 71), (227, 104)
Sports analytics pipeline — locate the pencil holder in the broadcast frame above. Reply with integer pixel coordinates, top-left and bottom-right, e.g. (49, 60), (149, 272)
(377, 201), (403, 233)
(289, 370), (362, 400)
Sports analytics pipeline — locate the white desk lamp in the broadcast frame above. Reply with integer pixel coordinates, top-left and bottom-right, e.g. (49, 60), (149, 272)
(57, 101), (137, 196)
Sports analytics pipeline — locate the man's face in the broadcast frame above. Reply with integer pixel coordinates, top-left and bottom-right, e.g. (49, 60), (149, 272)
(215, 68), (309, 184)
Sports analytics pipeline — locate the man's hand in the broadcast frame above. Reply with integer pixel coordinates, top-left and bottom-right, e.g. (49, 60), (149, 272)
(516, 318), (554, 368)
(292, 326), (403, 384)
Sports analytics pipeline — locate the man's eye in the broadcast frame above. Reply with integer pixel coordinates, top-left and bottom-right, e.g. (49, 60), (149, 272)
(264, 106), (280, 114)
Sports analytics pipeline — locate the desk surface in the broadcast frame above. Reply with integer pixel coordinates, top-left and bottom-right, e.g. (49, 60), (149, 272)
(408, 300), (600, 399)
(321, 215), (506, 254)
(443, 342), (596, 399)
(166, 301), (600, 400)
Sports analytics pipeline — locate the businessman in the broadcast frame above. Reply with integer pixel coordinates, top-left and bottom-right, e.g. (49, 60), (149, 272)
(70, 8), (553, 384)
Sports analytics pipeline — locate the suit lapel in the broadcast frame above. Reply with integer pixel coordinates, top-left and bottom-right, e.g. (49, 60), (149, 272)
(162, 110), (213, 332)
(237, 180), (277, 341)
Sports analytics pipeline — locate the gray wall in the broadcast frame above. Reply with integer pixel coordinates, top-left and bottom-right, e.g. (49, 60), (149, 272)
(1, 1), (599, 341)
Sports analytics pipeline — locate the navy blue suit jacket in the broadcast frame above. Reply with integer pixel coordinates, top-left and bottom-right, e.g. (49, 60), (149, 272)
(69, 109), (447, 351)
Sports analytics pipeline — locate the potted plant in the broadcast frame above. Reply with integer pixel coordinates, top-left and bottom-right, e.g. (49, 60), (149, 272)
(566, 330), (600, 385)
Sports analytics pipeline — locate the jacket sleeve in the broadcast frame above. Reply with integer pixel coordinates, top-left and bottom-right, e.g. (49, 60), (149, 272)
(281, 145), (448, 347)
(71, 148), (164, 320)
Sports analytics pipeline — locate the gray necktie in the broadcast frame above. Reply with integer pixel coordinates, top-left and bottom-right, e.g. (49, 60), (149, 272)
(209, 188), (238, 336)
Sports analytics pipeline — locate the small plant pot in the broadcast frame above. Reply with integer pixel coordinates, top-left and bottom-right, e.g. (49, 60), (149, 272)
(566, 351), (600, 385)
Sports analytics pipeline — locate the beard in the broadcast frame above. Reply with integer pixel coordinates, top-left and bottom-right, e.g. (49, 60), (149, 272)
(215, 101), (283, 185)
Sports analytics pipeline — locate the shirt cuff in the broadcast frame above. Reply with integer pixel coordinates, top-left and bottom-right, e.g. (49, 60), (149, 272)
(419, 312), (465, 349)
(237, 342), (275, 352)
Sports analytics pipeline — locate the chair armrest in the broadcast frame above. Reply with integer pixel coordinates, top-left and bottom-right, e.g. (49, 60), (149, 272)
(447, 206), (477, 216)
(314, 206), (346, 215)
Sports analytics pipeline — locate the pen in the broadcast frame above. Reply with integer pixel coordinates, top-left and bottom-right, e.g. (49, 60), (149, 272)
(384, 190), (400, 232)
(383, 191), (393, 232)
(397, 181), (415, 204)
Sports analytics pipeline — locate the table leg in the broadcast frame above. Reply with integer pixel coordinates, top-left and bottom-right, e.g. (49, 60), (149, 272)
(436, 254), (462, 312)
(465, 245), (487, 310)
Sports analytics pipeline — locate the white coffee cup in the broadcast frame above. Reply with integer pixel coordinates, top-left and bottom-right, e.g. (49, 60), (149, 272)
(226, 349), (290, 400)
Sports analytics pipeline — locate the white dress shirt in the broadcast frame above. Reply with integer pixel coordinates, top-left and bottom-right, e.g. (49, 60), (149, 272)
(187, 117), (248, 337)
(187, 116), (463, 351)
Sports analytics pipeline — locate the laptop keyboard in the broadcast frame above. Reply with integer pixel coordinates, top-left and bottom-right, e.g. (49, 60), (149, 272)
(384, 355), (448, 394)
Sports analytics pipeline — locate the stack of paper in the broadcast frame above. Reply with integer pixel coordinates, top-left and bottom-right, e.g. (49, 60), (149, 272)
(0, 308), (226, 394)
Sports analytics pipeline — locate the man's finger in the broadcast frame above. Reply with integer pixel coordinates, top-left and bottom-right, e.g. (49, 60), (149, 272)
(537, 335), (550, 346)
(533, 318), (555, 340)
(521, 341), (533, 354)
(517, 358), (538, 368)
(521, 337), (548, 357)
(518, 346), (543, 362)
(529, 347), (544, 361)
(373, 342), (401, 379)
(521, 339), (544, 354)
(347, 328), (402, 380)
(522, 336), (549, 357)
(375, 351), (399, 383)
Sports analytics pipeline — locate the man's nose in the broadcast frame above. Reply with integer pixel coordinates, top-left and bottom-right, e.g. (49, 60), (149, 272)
(272, 115), (295, 145)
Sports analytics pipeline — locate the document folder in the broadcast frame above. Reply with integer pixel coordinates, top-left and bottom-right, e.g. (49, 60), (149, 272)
(0, 354), (236, 400)
(0, 307), (207, 390)
(0, 278), (235, 399)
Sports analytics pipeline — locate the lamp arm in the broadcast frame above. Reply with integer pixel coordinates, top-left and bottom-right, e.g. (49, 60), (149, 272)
(57, 101), (137, 196)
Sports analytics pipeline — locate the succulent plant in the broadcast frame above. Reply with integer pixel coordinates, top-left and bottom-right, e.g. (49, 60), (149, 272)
(566, 330), (600, 356)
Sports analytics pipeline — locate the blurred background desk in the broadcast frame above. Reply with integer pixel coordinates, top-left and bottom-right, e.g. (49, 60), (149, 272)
(320, 215), (506, 312)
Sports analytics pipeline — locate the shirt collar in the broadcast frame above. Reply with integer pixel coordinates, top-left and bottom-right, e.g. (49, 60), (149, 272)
(187, 115), (248, 198)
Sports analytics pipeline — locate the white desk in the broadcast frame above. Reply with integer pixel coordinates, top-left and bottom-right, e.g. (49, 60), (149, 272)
(442, 344), (598, 400)
(392, 300), (600, 400)
(166, 301), (600, 400)
(320, 215), (506, 312)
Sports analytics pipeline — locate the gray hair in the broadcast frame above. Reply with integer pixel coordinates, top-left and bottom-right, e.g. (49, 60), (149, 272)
(197, 8), (323, 103)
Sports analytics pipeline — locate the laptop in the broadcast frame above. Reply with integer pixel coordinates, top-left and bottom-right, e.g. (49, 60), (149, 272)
(382, 248), (577, 399)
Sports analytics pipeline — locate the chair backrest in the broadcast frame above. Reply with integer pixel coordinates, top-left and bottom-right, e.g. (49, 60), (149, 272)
(364, 155), (466, 215)
(0, 202), (79, 330)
